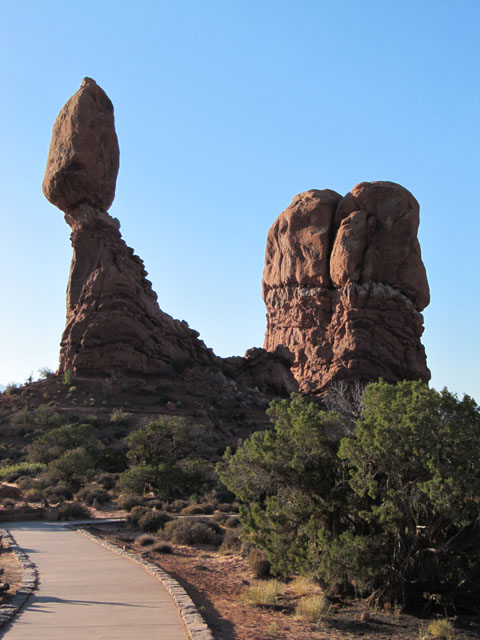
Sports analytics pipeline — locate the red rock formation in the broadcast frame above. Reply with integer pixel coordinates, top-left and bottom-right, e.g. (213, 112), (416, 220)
(263, 182), (430, 393)
(43, 78), (216, 375)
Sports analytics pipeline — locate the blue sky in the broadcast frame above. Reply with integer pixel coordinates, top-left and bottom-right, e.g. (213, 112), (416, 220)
(1, 0), (479, 400)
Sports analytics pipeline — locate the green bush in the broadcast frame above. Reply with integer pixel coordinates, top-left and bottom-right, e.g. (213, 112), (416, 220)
(94, 473), (117, 490)
(0, 462), (46, 482)
(24, 488), (43, 502)
(181, 503), (215, 515)
(62, 370), (77, 388)
(57, 501), (90, 519)
(162, 518), (223, 546)
(43, 481), (74, 502)
(118, 494), (145, 511)
(137, 509), (171, 533)
(126, 505), (149, 528)
(75, 485), (111, 505)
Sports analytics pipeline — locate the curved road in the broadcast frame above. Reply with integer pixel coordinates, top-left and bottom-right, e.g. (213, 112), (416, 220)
(1, 522), (186, 639)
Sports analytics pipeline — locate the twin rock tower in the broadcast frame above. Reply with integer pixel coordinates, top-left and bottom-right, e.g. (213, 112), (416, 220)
(42, 78), (430, 395)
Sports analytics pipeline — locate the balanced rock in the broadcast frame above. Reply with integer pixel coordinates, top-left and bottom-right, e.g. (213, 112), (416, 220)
(43, 77), (119, 213)
(43, 79), (216, 375)
(263, 181), (430, 393)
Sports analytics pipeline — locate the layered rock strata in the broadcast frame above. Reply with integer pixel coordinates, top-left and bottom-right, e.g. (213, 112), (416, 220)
(43, 78), (216, 375)
(263, 182), (430, 393)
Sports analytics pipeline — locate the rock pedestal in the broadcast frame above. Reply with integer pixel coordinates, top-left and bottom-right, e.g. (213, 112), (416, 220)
(43, 78), (215, 375)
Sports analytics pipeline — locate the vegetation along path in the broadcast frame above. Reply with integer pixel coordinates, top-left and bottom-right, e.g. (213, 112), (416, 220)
(0, 521), (187, 639)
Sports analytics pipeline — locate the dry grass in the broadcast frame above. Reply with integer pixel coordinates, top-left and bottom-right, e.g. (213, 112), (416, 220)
(294, 594), (331, 622)
(290, 575), (316, 597)
(240, 579), (281, 606)
(426, 618), (455, 639)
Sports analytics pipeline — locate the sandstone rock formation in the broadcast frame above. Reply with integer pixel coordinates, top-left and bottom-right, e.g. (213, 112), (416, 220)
(43, 78), (297, 395)
(263, 182), (430, 393)
(43, 78), (216, 375)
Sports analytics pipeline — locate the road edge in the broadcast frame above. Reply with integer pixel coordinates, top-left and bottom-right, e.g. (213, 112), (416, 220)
(0, 529), (38, 631)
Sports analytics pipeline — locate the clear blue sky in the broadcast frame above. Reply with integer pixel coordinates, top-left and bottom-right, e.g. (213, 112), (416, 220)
(1, 0), (479, 400)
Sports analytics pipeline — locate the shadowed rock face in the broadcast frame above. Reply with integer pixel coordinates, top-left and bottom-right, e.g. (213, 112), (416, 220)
(43, 78), (216, 375)
(263, 181), (430, 393)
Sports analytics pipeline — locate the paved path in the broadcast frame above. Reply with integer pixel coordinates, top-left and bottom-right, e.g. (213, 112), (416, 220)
(1, 522), (187, 639)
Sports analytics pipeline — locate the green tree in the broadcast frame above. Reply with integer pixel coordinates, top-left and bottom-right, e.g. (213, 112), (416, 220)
(119, 417), (214, 500)
(28, 423), (99, 464)
(338, 380), (480, 608)
(219, 383), (480, 610)
(217, 394), (349, 577)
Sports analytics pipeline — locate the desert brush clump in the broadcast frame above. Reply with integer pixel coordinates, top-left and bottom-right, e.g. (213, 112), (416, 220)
(218, 381), (480, 611)
(426, 618), (455, 639)
(162, 518), (223, 546)
(294, 594), (330, 622)
(240, 580), (281, 606)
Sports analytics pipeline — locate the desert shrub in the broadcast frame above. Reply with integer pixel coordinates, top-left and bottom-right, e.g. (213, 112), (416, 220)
(62, 370), (76, 388)
(426, 619), (454, 639)
(75, 485), (110, 505)
(58, 501), (90, 519)
(136, 533), (156, 547)
(5, 383), (19, 395)
(226, 515), (240, 528)
(240, 580), (281, 606)
(162, 518), (223, 546)
(24, 488), (43, 502)
(126, 505), (149, 528)
(30, 406), (63, 429)
(28, 423), (99, 465)
(137, 509), (171, 533)
(110, 409), (132, 424)
(248, 549), (271, 578)
(212, 512), (229, 525)
(0, 462), (46, 482)
(118, 494), (145, 511)
(17, 476), (36, 491)
(290, 576), (316, 596)
(294, 594), (330, 622)
(167, 499), (188, 513)
(37, 367), (55, 380)
(94, 447), (128, 473)
(219, 528), (242, 553)
(151, 541), (173, 554)
(48, 447), (95, 481)
(126, 417), (202, 466)
(181, 503), (215, 515)
(43, 481), (74, 502)
(216, 502), (235, 513)
(94, 473), (117, 490)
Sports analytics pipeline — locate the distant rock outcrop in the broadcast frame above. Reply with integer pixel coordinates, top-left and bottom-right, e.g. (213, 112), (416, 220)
(263, 182), (430, 393)
(43, 78), (216, 375)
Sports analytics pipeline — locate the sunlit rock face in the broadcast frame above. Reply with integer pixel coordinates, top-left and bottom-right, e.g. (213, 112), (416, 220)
(43, 78), (216, 375)
(262, 181), (430, 393)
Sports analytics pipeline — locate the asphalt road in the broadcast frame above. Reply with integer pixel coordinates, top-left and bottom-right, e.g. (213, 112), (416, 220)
(0, 521), (187, 639)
